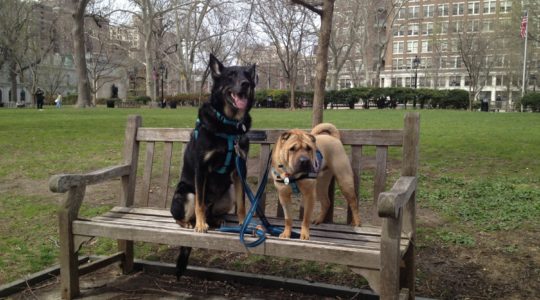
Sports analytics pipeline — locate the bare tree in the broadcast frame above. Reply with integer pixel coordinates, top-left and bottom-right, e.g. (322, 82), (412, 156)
(457, 29), (498, 110)
(255, 0), (314, 110)
(0, 0), (34, 103)
(328, 0), (363, 90)
(290, 0), (334, 125)
(370, 0), (409, 88)
(86, 22), (125, 105)
(65, 0), (93, 107)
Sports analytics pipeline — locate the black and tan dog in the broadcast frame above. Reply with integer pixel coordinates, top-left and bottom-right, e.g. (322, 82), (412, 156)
(170, 54), (256, 231)
(271, 123), (361, 240)
(170, 54), (256, 277)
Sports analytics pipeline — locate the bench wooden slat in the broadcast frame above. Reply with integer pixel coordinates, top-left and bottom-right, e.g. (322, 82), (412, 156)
(137, 128), (192, 142)
(94, 212), (409, 246)
(89, 215), (408, 252)
(73, 220), (383, 270)
(106, 207), (409, 239)
(136, 128), (404, 146)
(160, 142), (174, 208)
(373, 146), (388, 221)
(141, 142), (155, 207)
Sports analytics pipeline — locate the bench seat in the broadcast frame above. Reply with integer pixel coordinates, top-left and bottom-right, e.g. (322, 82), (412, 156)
(75, 207), (410, 270)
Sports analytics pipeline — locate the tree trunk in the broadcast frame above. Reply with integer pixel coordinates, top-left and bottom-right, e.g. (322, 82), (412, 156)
(290, 78), (296, 110)
(311, 0), (335, 127)
(144, 33), (156, 103)
(9, 60), (18, 103)
(72, 0), (92, 108)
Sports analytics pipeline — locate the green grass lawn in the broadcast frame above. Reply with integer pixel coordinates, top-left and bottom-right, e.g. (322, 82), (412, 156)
(0, 106), (539, 284)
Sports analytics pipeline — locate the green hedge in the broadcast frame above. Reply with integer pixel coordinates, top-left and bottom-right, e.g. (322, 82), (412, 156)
(521, 92), (540, 112)
(164, 93), (209, 106)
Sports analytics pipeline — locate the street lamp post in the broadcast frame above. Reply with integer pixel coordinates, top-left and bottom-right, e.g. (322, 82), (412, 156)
(412, 55), (421, 108)
(413, 55), (421, 89)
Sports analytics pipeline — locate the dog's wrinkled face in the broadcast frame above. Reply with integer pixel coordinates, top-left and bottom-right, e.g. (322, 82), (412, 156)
(275, 130), (317, 175)
(209, 54), (257, 120)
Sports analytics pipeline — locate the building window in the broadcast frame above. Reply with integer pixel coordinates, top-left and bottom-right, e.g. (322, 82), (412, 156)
(468, 1), (480, 15)
(483, 20), (494, 32)
(421, 40), (433, 53)
(393, 58), (404, 70)
(438, 22), (449, 35)
(437, 77), (446, 87)
(438, 4), (449, 17)
(483, 0), (496, 14)
(468, 19), (481, 32)
(423, 57), (433, 68)
(393, 41), (404, 54)
(409, 6), (420, 19)
(453, 3), (465, 16)
(451, 56), (462, 68)
(500, 1), (512, 13)
(407, 40), (419, 53)
(439, 57), (447, 69)
(393, 25), (405, 37)
(408, 23), (419, 36)
(452, 20), (464, 33)
(496, 75), (503, 86)
(404, 77), (412, 88)
(422, 22), (433, 35)
(424, 5), (435, 17)
(449, 76), (461, 86)
(464, 77), (471, 86)
(397, 7), (406, 19)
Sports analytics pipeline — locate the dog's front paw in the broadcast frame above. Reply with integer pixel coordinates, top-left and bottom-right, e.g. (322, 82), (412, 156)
(300, 228), (310, 240)
(279, 231), (291, 239)
(194, 222), (209, 233)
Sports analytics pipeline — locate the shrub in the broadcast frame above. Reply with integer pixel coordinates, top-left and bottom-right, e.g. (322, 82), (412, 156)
(521, 92), (540, 112)
(133, 95), (151, 104)
(164, 93), (209, 106)
(63, 94), (78, 105)
(439, 89), (468, 109)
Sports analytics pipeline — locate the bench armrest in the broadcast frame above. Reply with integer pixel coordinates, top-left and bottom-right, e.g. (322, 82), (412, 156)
(377, 176), (417, 219)
(49, 164), (132, 193)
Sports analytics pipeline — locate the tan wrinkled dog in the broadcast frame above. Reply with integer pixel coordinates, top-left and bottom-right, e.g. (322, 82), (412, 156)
(271, 123), (361, 240)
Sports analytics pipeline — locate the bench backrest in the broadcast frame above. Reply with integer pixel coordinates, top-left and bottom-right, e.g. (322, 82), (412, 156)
(120, 113), (419, 226)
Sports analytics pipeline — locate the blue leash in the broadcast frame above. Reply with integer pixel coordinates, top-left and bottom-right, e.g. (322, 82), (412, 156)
(219, 150), (299, 247)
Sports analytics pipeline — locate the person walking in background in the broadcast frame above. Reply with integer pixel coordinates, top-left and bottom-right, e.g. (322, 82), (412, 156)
(55, 94), (62, 108)
(35, 88), (45, 110)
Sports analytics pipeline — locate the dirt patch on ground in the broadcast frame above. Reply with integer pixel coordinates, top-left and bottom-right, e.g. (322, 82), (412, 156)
(4, 178), (540, 299)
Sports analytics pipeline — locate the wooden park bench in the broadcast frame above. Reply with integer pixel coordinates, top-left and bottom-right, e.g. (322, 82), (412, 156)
(49, 113), (420, 300)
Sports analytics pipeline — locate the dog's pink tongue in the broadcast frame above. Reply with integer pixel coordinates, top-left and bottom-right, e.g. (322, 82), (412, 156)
(232, 93), (248, 110)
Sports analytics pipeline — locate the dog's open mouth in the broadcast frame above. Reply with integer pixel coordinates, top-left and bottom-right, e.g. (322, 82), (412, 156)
(230, 92), (248, 110)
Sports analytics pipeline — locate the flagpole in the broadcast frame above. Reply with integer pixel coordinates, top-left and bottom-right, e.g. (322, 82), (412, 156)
(521, 10), (528, 112)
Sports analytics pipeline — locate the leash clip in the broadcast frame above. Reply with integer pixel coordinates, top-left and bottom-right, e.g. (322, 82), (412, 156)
(284, 177), (290, 185)
(234, 143), (247, 160)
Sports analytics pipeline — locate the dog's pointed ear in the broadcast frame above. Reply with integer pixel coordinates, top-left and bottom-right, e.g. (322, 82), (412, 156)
(248, 64), (257, 85)
(209, 54), (224, 78)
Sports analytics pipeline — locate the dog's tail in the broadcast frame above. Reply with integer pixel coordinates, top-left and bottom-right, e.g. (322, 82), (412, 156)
(175, 246), (192, 280)
(311, 123), (340, 140)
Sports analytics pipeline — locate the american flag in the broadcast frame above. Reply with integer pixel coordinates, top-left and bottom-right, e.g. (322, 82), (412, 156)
(520, 14), (528, 39)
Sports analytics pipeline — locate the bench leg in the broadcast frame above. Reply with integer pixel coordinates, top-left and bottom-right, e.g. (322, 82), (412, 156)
(58, 212), (80, 300)
(380, 215), (403, 300)
(400, 243), (415, 299)
(118, 240), (134, 274)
